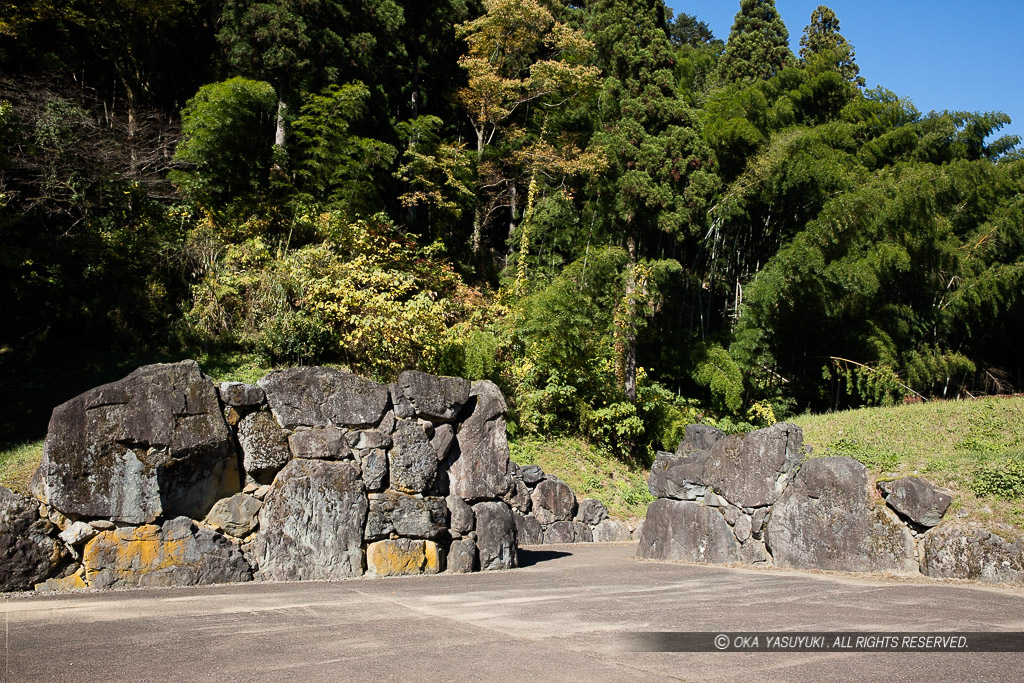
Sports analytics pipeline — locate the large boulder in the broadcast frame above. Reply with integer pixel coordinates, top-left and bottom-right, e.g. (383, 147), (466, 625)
(238, 410), (292, 484)
(473, 501), (517, 570)
(0, 487), (63, 592)
(35, 360), (240, 524)
(701, 423), (804, 508)
(364, 492), (447, 540)
(251, 459), (368, 581)
(394, 371), (471, 422)
(530, 478), (576, 525)
(448, 381), (513, 501)
(921, 523), (1024, 583)
(878, 477), (952, 528)
(447, 538), (478, 574)
(766, 457), (917, 573)
(82, 516), (252, 589)
(259, 367), (389, 429)
(635, 499), (740, 564)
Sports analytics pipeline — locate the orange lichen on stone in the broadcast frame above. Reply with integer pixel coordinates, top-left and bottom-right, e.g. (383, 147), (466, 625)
(366, 539), (444, 576)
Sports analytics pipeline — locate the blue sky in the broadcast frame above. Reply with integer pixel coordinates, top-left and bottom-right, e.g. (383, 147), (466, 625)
(669, 1), (1024, 144)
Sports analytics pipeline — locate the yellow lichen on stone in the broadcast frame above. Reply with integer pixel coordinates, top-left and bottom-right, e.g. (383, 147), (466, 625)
(34, 571), (87, 592)
(367, 539), (444, 576)
(423, 540), (443, 575)
(83, 525), (191, 586)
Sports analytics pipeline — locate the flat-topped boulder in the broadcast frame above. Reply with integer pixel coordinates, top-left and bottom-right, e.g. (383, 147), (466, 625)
(35, 360), (240, 524)
(702, 423), (804, 508)
(259, 366), (389, 429)
(921, 523), (1024, 583)
(394, 371), (471, 422)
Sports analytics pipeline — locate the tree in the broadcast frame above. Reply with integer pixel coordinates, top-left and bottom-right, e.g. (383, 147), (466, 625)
(667, 10), (715, 47)
(456, 0), (599, 257)
(799, 5), (865, 86)
(718, 0), (794, 83)
(586, 0), (719, 399)
(170, 78), (277, 216)
(217, 0), (405, 153)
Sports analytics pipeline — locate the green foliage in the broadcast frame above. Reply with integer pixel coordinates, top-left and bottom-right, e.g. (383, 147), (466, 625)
(692, 343), (744, 414)
(718, 0), (795, 83)
(181, 213), (481, 378)
(0, 440), (43, 495)
(290, 82), (397, 214)
(799, 5), (864, 86)
(971, 458), (1024, 500)
(171, 78), (277, 214)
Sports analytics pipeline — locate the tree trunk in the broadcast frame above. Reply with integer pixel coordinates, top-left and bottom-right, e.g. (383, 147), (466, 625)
(624, 230), (638, 401)
(275, 97), (287, 150)
(471, 127), (486, 256)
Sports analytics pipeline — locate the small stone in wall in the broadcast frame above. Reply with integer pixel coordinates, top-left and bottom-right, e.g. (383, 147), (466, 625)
(218, 382), (266, 410)
(366, 539), (443, 577)
(592, 519), (632, 542)
(430, 424), (455, 461)
(575, 499), (608, 526)
(513, 511), (544, 545)
(58, 521), (97, 546)
(572, 521), (593, 543)
(446, 494), (475, 534)
(878, 477), (952, 528)
(648, 450), (710, 500)
(502, 477), (532, 513)
(289, 426), (352, 461)
(447, 538), (478, 574)
(530, 478), (576, 525)
(205, 493), (262, 539)
(359, 449), (389, 491)
(519, 465), (545, 487)
(395, 371), (471, 422)
(740, 538), (771, 565)
(544, 521), (575, 544)
(734, 514), (752, 543)
(239, 410), (292, 484)
(365, 491), (447, 541)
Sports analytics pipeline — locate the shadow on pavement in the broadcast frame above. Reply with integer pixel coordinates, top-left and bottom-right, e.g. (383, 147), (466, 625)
(517, 548), (573, 568)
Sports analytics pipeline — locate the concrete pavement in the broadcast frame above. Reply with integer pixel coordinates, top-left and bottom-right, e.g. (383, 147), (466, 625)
(3, 543), (1023, 682)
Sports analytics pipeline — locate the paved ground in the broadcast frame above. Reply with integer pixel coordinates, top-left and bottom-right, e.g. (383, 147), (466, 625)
(2, 543), (1023, 682)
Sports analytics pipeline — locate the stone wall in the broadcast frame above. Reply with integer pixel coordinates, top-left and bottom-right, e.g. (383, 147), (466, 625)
(4, 361), (526, 591)
(636, 424), (1024, 584)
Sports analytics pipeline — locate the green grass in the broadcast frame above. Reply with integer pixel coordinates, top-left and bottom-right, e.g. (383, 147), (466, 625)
(793, 396), (1024, 537)
(509, 436), (653, 521)
(0, 440), (43, 496)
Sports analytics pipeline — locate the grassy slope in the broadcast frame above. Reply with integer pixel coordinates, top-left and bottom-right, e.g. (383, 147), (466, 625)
(510, 437), (653, 522)
(793, 396), (1024, 537)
